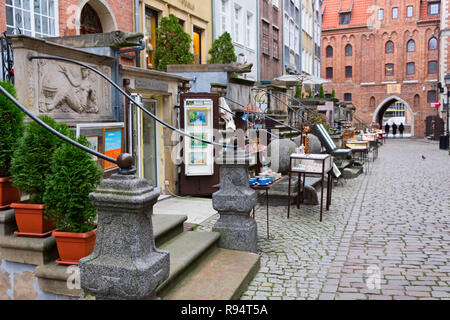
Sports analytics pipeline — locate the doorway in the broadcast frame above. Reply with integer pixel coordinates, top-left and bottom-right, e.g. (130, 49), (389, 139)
(373, 96), (414, 137)
(132, 98), (158, 188)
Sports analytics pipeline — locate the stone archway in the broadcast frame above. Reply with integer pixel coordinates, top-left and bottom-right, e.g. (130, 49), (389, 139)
(373, 96), (415, 137)
(76, 0), (118, 35)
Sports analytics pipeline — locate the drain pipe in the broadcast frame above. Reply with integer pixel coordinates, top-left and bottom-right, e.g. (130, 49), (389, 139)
(135, 0), (141, 68)
(113, 39), (146, 121)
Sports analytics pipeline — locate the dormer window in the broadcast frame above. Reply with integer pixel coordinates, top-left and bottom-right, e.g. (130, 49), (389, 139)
(339, 12), (351, 25)
(428, 1), (440, 16)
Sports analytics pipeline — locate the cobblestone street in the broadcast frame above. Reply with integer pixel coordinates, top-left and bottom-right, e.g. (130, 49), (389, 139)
(198, 139), (450, 300)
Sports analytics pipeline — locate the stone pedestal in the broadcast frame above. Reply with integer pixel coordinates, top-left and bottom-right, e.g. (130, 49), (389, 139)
(79, 173), (170, 300)
(0, 209), (17, 236)
(212, 149), (258, 253)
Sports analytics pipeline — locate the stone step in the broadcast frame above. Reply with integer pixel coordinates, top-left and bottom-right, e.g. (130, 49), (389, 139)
(156, 231), (221, 297)
(153, 214), (187, 247)
(342, 166), (363, 179)
(161, 248), (260, 300)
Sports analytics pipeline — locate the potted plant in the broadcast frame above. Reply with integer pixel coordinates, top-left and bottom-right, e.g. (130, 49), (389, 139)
(0, 81), (24, 209)
(10, 115), (69, 237)
(44, 135), (102, 265)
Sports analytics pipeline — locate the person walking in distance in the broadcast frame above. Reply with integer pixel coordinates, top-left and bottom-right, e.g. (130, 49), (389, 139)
(392, 122), (398, 138)
(385, 122), (390, 138)
(399, 122), (405, 138)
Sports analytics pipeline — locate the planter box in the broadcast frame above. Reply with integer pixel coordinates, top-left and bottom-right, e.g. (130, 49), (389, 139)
(0, 177), (21, 209)
(10, 202), (56, 236)
(53, 229), (97, 265)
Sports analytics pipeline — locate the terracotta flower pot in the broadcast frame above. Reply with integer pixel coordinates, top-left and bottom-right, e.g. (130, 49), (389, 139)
(53, 229), (97, 265)
(0, 177), (21, 210)
(10, 202), (56, 237)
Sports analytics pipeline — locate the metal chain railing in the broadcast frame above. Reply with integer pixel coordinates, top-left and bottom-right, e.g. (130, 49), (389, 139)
(27, 55), (236, 150)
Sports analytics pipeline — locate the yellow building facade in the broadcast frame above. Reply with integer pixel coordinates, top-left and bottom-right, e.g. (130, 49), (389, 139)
(137, 0), (213, 68)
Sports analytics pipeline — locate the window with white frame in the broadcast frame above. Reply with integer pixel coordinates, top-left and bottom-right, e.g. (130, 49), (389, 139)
(5, 0), (58, 37)
(294, 25), (299, 54)
(246, 12), (253, 48)
(234, 5), (241, 44)
(272, 0), (279, 8)
(284, 14), (289, 47)
(221, 0), (228, 34)
(289, 19), (295, 50)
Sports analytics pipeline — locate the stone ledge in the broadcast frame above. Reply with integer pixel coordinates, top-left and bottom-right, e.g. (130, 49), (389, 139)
(35, 262), (82, 298)
(0, 209), (17, 236)
(0, 235), (58, 266)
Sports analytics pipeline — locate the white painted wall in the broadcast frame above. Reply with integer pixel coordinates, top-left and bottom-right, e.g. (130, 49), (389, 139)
(213, 0), (258, 80)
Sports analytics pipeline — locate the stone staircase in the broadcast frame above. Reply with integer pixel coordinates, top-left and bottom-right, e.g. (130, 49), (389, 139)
(30, 214), (260, 300)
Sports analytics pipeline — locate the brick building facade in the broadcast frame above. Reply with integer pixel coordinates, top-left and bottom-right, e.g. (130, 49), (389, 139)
(321, 0), (441, 137)
(2, 0), (133, 37)
(260, 0), (283, 81)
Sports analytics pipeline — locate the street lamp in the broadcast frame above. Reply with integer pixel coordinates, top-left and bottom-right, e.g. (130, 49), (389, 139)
(444, 74), (450, 150)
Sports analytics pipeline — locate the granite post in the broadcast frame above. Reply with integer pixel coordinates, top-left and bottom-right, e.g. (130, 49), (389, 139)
(212, 148), (258, 253)
(79, 154), (169, 300)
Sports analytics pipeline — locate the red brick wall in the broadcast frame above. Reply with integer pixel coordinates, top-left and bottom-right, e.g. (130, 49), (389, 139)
(58, 0), (134, 36)
(321, 0), (440, 138)
(1, 0), (133, 35)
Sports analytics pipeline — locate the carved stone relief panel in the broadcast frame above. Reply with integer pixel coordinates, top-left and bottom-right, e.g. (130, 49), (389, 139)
(37, 58), (113, 123)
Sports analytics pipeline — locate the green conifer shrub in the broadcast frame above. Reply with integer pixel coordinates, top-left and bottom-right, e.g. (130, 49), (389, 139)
(319, 85), (325, 99)
(154, 14), (195, 71)
(208, 32), (237, 64)
(44, 135), (102, 233)
(10, 115), (69, 204)
(294, 86), (302, 99)
(0, 81), (24, 177)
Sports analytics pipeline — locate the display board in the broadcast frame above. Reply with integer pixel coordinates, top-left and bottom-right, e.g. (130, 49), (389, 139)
(179, 93), (220, 196)
(183, 98), (214, 176)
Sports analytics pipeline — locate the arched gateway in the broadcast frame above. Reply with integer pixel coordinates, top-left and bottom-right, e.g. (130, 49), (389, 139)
(373, 96), (414, 137)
